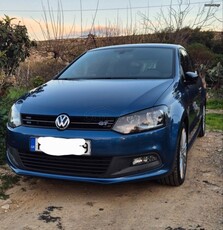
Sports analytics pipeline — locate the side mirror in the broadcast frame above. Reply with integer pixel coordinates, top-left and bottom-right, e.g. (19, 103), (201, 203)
(185, 71), (198, 83)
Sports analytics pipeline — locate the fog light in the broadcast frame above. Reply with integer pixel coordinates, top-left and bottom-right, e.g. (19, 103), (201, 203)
(132, 154), (158, 166)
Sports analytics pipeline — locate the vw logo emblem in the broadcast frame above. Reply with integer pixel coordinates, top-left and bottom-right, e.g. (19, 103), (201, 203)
(55, 114), (70, 130)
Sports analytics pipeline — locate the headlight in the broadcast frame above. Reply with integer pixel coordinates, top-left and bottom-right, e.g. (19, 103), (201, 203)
(8, 103), (22, 128)
(112, 106), (167, 134)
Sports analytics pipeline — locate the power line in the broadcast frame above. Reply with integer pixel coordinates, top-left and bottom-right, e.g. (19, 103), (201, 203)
(0, 1), (221, 13)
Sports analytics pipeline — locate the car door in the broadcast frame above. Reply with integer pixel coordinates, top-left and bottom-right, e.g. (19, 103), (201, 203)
(180, 49), (202, 142)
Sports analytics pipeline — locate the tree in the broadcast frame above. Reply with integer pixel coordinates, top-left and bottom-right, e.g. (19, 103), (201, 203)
(139, 0), (220, 44)
(33, 0), (98, 63)
(0, 15), (35, 76)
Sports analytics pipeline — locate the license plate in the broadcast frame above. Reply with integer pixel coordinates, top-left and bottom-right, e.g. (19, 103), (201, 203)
(30, 137), (91, 156)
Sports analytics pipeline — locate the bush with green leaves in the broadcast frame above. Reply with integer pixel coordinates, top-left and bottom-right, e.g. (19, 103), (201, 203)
(31, 76), (45, 88)
(0, 15), (36, 76)
(207, 62), (223, 89)
(0, 87), (27, 165)
(187, 43), (216, 67)
(18, 59), (66, 88)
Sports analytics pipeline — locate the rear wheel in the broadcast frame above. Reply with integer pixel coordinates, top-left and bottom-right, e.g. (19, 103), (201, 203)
(159, 124), (188, 186)
(198, 105), (206, 137)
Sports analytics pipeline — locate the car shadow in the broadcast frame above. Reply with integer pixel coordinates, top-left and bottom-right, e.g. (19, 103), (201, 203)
(21, 176), (176, 201)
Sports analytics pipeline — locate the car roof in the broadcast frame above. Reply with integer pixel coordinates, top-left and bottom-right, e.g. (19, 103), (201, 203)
(89, 43), (184, 52)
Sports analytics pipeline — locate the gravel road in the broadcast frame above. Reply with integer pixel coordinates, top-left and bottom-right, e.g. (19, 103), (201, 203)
(0, 131), (222, 230)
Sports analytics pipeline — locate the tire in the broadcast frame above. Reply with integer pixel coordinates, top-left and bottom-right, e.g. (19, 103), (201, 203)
(159, 123), (188, 186)
(198, 104), (206, 137)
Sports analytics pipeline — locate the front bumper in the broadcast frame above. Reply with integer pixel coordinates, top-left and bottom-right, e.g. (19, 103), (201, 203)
(7, 157), (169, 184)
(6, 124), (178, 183)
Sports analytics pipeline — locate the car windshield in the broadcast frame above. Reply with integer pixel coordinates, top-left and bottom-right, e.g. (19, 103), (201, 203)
(58, 47), (174, 80)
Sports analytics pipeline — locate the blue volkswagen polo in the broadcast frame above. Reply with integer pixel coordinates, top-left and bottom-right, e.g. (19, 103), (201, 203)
(6, 44), (206, 186)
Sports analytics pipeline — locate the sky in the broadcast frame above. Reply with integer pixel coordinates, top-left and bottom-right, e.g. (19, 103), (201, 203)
(0, 0), (222, 40)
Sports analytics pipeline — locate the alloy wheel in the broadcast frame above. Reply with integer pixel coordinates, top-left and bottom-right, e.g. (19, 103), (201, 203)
(179, 128), (187, 180)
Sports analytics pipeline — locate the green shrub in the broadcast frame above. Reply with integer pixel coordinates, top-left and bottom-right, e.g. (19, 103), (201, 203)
(206, 62), (223, 89)
(31, 76), (45, 87)
(18, 58), (66, 88)
(28, 59), (66, 81)
(206, 113), (223, 131)
(0, 174), (20, 200)
(0, 15), (35, 76)
(0, 87), (27, 165)
(187, 43), (215, 67)
(207, 98), (223, 110)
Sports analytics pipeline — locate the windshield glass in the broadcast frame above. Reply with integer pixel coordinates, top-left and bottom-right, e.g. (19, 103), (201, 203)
(58, 47), (174, 79)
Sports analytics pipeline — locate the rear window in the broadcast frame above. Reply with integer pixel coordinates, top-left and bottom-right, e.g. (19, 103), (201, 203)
(58, 47), (174, 79)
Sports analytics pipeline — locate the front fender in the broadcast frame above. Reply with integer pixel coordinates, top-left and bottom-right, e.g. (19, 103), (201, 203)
(168, 101), (187, 171)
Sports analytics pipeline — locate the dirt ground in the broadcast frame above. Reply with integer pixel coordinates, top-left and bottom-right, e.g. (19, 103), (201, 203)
(0, 131), (222, 230)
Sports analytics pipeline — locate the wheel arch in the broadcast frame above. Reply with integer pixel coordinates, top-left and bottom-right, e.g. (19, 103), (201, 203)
(168, 108), (188, 169)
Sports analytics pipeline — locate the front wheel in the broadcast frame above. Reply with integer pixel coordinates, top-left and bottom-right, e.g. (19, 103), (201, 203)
(159, 124), (188, 186)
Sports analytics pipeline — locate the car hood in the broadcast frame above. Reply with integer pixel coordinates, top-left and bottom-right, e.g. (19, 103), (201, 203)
(19, 79), (173, 117)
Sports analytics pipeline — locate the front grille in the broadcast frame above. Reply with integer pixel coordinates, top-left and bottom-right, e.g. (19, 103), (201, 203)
(21, 114), (116, 130)
(19, 152), (112, 177)
(22, 114), (56, 128)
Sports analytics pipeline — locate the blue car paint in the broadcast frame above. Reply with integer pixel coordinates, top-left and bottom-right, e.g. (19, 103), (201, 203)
(7, 157), (169, 184)
(18, 79), (173, 117)
(6, 44), (205, 184)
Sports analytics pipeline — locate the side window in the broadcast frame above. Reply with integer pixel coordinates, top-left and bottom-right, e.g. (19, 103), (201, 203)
(180, 49), (194, 73)
(180, 51), (186, 73)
